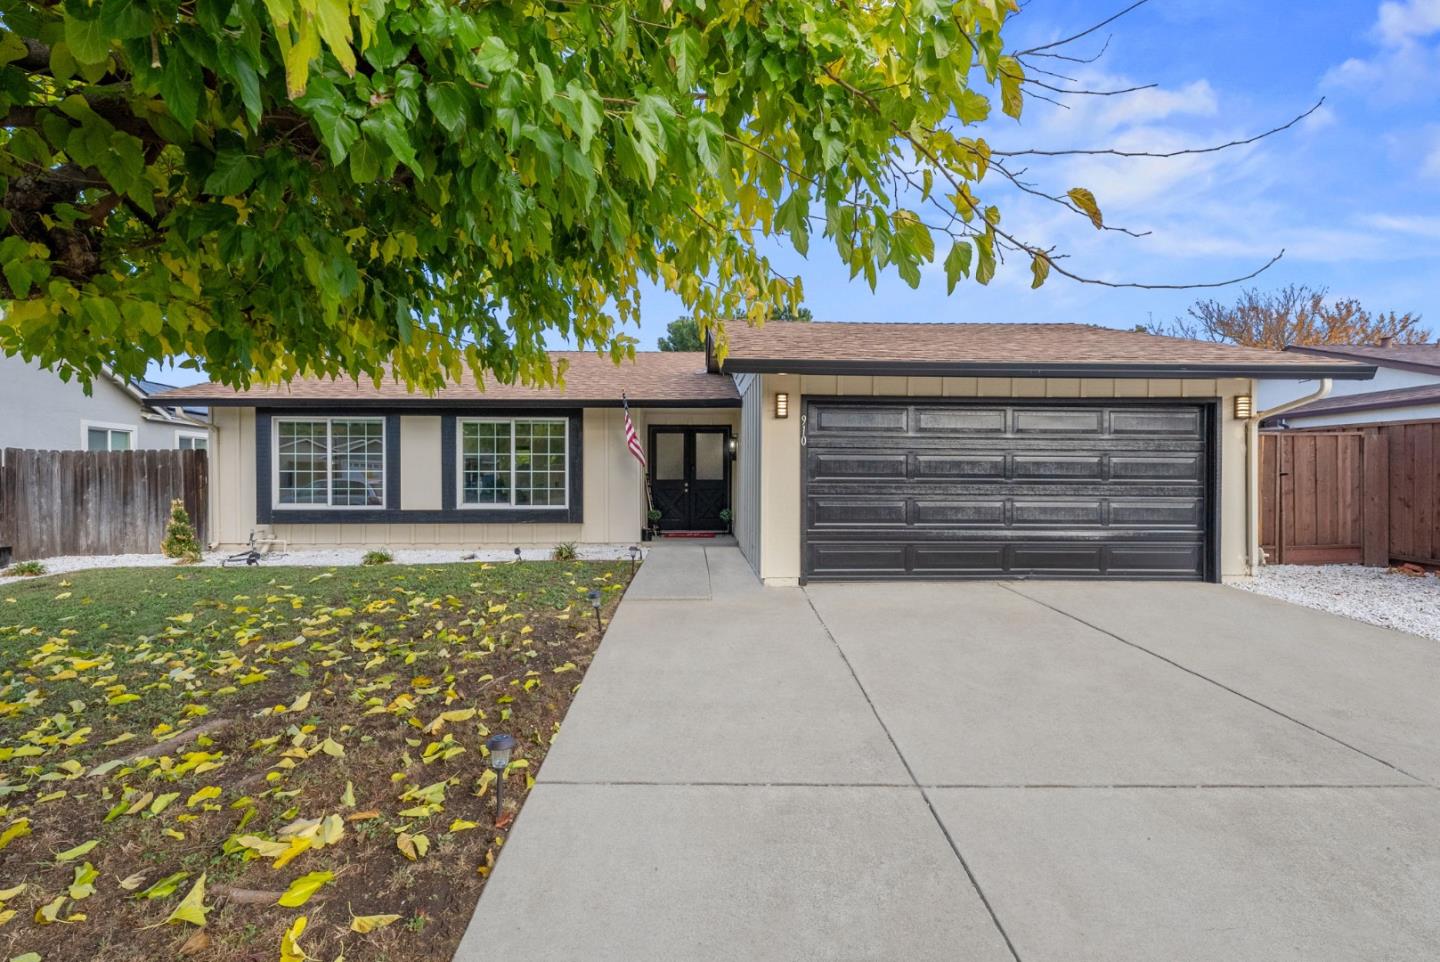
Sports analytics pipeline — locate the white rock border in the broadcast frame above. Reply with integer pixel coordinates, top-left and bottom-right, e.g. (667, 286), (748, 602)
(0, 543), (648, 586)
(1232, 563), (1440, 642)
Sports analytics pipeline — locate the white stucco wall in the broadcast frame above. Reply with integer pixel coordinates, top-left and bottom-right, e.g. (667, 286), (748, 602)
(0, 355), (204, 451)
(739, 374), (1255, 585)
(1256, 365), (1438, 414)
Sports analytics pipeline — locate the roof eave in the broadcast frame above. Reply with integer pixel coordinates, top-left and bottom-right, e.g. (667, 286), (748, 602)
(142, 395), (741, 409)
(718, 358), (1378, 380)
(1284, 344), (1440, 376)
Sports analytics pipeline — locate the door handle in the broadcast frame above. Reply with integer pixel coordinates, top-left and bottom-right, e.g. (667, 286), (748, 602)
(683, 482), (690, 493)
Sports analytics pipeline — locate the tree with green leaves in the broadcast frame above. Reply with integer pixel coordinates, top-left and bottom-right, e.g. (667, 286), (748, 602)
(656, 316), (704, 353)
(658, 304), (810, 350)
(0, 0), (1302, 391)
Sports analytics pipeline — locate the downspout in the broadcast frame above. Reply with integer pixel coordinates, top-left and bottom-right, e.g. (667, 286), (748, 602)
(1247, 378), (1332, 573)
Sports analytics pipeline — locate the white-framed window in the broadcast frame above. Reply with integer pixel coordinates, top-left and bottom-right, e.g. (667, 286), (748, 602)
(176, 431), (208, 451)
(458, 418), (569, 508)
(274, 417), (385, 508)
(82, 420), (136, 451)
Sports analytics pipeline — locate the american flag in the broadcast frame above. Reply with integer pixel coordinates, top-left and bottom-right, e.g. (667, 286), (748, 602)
(623, 394), (646, 467)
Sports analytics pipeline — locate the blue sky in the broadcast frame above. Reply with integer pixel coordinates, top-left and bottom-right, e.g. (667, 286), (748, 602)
(151, 0), (1440, 384)
(623, 0), (1440, 347)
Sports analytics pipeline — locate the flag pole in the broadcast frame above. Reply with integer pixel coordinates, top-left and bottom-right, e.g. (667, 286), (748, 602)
(622, 392), (655, 521)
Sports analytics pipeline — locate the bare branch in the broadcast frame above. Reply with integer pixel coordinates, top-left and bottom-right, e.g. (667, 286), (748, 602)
(993, 99), (1327, 159)
(1017, 0), (1153, 57)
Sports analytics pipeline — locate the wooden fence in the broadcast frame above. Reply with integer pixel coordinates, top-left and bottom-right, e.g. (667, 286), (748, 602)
(0, 449), (208, 561)
(1261, 421), (1440, 566)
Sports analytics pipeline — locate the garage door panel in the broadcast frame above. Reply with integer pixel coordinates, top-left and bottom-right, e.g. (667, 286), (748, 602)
(810, 406), (908, 434)
(911, 544), (1007, 574)
(1011, 500), (1105, 526)
(1109, 455), (1203, 482)
(1110, 499), (1204, 527)
(808, 542), (908, 576)
(802, 400), (1214, 582)
(810, 452), (908, 480)
(914, 408), (1007, 434)
(1106, 544), (1204, 574)
(1110, 408), (1203, 436)
(914, 454), (1007, 479)
(1012, 455), (1105, 480)
(1013, 409), (1106, 434)
(809, 498), (909, 527)
(912, 500), (1008, 526)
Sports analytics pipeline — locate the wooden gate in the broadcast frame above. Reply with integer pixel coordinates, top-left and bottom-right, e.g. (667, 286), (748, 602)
(1261, 431), (1365, 564)
(1261, 422), (1440, 567)
(0, 448), (208, 561)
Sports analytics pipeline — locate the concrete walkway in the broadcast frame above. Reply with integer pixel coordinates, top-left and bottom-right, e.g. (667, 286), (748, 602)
(456, 547), (1440, 962)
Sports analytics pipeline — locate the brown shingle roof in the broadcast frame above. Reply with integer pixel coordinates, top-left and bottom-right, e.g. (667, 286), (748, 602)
(1263, 383), (1440, 422)
(148, 352), (739, 408)
(1284, 343), (1440, 375)
(715, 322), (1376, 379)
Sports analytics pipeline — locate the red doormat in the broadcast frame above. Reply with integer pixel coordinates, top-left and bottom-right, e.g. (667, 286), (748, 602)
(662, 531), (719, 538)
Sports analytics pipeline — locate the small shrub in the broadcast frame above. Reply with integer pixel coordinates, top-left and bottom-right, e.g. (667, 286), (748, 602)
(7, 560), (45, 577)
(160, 499), (203, 563)
(361, 549), (393, 566)
(552, 541), (578, 561)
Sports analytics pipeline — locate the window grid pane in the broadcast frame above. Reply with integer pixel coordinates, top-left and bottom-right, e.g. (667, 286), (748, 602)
(514, 420), (567, 506)
(461, 421), (513, 505)
(277, 421), (329, 505)
(459, 419), (566, 508)
(331, 420), (385, 506)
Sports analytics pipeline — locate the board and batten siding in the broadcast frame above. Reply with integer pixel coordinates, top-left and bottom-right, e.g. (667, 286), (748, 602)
(208, 406), (737, 549)
(749, 373), (1256, 585)
(734, 373), (763, 575)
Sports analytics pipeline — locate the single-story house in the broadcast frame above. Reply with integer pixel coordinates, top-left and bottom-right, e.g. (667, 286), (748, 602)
(0, 354), (212, 452)
(150, 322), (1372, 584)
(1258, 342), (1440, 429)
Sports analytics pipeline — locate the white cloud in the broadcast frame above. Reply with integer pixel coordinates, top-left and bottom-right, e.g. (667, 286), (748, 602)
(1323, 0), (1440, 100)
(1375, 0), (1440, 45)
(1364, 212), (1440, 239)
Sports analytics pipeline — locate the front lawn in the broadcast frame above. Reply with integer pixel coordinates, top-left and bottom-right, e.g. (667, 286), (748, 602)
(0, 560), (628, 962)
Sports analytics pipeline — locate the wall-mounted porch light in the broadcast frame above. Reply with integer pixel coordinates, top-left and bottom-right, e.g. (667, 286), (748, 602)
(774, 392), (789, 419)
(1233, 395), (1254, 419)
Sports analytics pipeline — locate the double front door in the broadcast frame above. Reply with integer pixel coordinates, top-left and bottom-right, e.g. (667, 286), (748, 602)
(650, 427), (731, 532)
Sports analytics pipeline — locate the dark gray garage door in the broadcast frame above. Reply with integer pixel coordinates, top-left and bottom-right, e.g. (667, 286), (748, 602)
(801, 399), (1215, 581)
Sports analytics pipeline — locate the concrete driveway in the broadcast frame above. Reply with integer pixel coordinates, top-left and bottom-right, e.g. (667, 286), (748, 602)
(456, 545), (1440, 962)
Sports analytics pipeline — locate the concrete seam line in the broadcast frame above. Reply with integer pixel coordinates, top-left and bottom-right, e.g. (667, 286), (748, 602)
(802, 589), (1025, 962)
(921, 783), (1438, 790)
(999, 584), (1431, 788)
(702, 545), (714, 599)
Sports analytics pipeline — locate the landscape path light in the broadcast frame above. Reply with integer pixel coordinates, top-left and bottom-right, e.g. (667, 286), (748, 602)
(486, 732), (516, 821)
(628, 545), (639, 579)
(587, 587), (603, 630)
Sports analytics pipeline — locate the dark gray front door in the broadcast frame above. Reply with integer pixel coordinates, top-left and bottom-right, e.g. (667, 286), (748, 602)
(801, 399), (1215, 581)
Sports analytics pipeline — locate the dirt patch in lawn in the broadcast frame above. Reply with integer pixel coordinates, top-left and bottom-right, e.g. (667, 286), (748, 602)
(0, 560), (629, 961)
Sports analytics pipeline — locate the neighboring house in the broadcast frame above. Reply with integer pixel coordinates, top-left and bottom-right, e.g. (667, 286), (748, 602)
(1258, 342), (1440, 429)
(149, 323), (1371, 584)
(0, 355), (211, 452)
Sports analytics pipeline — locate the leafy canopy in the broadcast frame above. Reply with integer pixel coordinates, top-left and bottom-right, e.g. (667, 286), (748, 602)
(1142, 285), (1429, 350)
(0, 0), (1061, 390)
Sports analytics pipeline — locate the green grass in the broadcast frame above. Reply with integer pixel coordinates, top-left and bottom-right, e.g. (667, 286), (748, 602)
(0, 559), (630, 962)
(1, 561), (591, 645)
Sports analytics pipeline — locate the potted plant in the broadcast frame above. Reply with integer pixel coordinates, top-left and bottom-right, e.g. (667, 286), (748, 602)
(718, 507), (733, 534)
(645, 507), (663, 540)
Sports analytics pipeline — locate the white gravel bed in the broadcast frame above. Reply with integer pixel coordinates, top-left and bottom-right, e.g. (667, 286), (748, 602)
(1233, 564), (1440, 641)
(0, 543), (646, 586)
